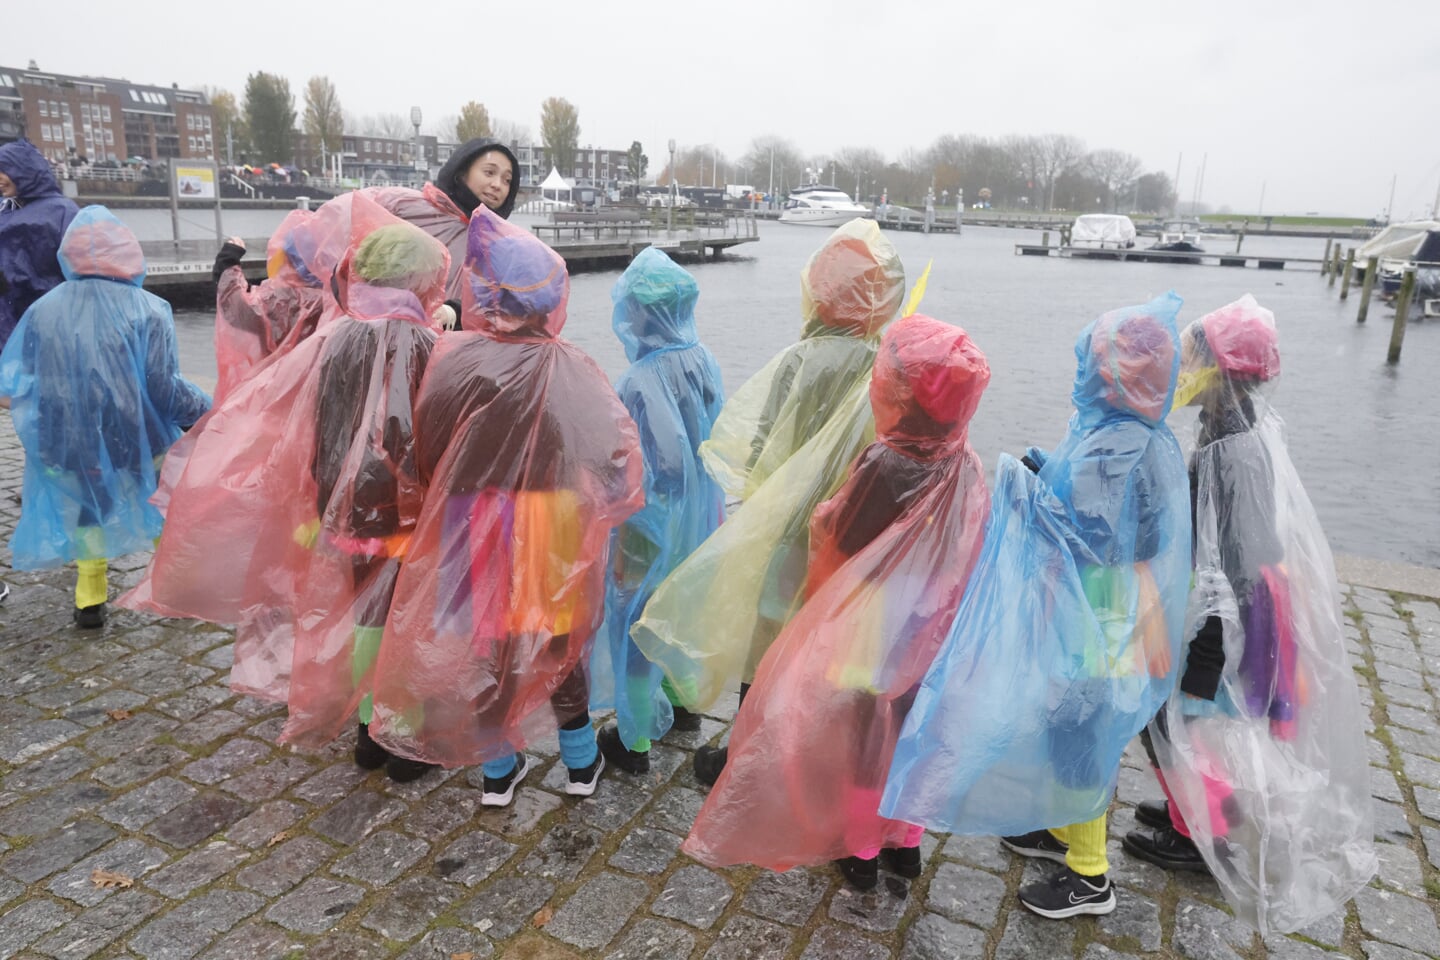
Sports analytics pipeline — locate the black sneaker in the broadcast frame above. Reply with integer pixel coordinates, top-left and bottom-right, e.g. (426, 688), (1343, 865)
(598, 724), (650, 776)
(566, 753), (606, 797)
(73, 603), (106, 629)
(670, 705), (703, 732)
(1122, 825), (1210, 873)
(880, 845), (923, 878)
(385, 754), (438, 783)
(1135, 798), (1171, 830)
(694, 745), (727, 786)
(354, 722), (390, 770)
(836, 855), (879, 891)
(481, 753), (533, 807)
(1019, 867), (1116, 919)
(1001, 830), (1069, 864)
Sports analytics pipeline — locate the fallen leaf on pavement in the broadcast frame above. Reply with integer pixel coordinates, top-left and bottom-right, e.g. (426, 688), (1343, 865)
(105, 709), (132, 722)
(532, 904), (554, 927)
(91, 869), (133, 889)
(266, 831), (289, 847)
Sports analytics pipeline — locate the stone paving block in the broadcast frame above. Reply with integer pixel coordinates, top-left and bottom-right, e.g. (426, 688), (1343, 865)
(229, 694), (284, 719)
(223, 800), (303, 848)
(46, 838), (169, 906)
(332, 829), (429, 886)
(1375, 661), (1427, 689)
(546, 872), (649, 951)
(1106, 838), (1169, 892)
(645, 786), (706, 835)
(1099, 889), (1163, 952)
(1386, 703), (1440, 734)
(60, 689), (151, 727)
(1372, 644), (1426, 672)
(377, 764), (455, 800)
(1081, 947), (1143, 960)
(0, 747), (92, 793)
(128, 888), (264, 960)
(798, 925), (891, 960)
(97, 779), (197, 833)
(217, 757), (313, 803)
(291, 762), (370, 806)
(358, 874), (458, 941)
(1375, 841), (1427, 897)
(234, 835), (335, 897)
(400, 784), (482, 841)
(651, 863), (733, 930)
(702, 914), (794, 960)
(171, 711), (248, 747)
(81, 713), (177, 760)
(571, 772), (653, 832)
(1297, 908), (1348, 948)
(178, 739), (270, 786)
(432, 829), (518, 887)
(198, 645), (233, 671)
(146, 841), (250, 899)
(52, 640), (132, 676)
(474, 786), (562, 839)
(603, 917), (696, 960)
(518, 821), (604, 882)
(245, 717), (285, 742)
(308, 789), (405, 845)
(1172, 898), (1254, 960)
(739, 867), (829, 926)
(35, 889), (161, 960)
(153, 687), (231, 723)
(300, 929), (390, 960)
(941, 833), (1010, 872)
(1354, 886), (1440, 956)
(263, 876), (364, 934)
(1361, 942), (1434, 960)
(0, 719), (86, 764)
(1372, 766), (1405, 803)
(1381, 684), (1432, 711)
(192, 921), (294, 960)
(93, 744), (193, 789)
(0, 782), (112, 837)
(453, 875), (556, 940)
(1263, 936), (1350, 959)
(608, 825), (682, 876)
(927, 861), (1004, 928)
(1393, 727), (1440, 760)
(0, 899), (74, 959)
(827, 879), (913, 934)
(146, 793), (251, 848)
(1414, 786), (1440, 823)
(2, 820), (116, 883)
(1368, 736), (1391, 768)
(994, 908), (1075, 960)
(900, 910), (986, 960)
(396, 927), (495, 960)
(1374, 800), (1416, 843)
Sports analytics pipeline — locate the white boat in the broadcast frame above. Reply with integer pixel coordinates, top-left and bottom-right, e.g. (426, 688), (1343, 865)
(778, 184), (871, 226)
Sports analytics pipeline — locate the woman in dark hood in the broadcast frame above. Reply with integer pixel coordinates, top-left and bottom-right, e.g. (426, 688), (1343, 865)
(0, 140), (80, 351)
(434, 139), (521, 220)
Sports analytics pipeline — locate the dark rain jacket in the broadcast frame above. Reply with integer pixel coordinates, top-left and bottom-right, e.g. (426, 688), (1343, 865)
(0, 140), (80, 349)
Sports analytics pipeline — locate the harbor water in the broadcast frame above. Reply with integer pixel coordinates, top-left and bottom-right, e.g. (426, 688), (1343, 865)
(157, 211), (1437, 568)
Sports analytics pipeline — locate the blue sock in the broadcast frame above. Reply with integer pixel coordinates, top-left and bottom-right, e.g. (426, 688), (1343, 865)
(482, 753), (518, 779)
(558, 722), (597, 770)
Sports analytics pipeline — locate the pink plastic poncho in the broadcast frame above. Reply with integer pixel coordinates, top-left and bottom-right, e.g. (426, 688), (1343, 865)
(370, 184), (469, 300)
(213, 209), (326, 403)
(367, 208), (643, 766)
(683, 316), (991, 870)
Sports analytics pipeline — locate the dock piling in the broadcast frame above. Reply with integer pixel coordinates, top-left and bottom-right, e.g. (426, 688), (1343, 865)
(1340, 249), (1356, 299)
(1357, 257), (1378, 323)
(1328, 245), (1342, 288)
(1321, 238), (1334, 278)
(1388, 269), (1415, 364)
(1041, 231), (1049, 249)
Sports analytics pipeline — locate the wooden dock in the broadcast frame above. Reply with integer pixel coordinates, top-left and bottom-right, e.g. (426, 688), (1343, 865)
(531, 209), (759, 265)
(1015, 243), (1328, 271)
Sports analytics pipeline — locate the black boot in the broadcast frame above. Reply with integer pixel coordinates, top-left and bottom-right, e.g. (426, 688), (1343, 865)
(73, 603), (106, 629)
(1121, 825), (1209, 872)
(694, 745), (727, 786)
(836, 855), (879, 891)
(385, 754), (438, 783)
(1134, 798), (1171, 830)
(354, 722), (389, 770)
(669, 705), (703, 733)
(598, 724), (650, 775)
(880, 845), (922, 878)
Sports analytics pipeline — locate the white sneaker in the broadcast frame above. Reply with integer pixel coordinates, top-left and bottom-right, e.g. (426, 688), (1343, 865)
(565, 753), (606, 797)
(0, 581), (9, 604)
(480, 753), (532, 807)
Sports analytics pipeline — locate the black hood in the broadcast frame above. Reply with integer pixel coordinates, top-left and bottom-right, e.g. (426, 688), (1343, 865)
(435, 139), (520, 220)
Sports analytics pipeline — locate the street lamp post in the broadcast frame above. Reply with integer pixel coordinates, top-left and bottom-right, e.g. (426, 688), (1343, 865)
(410, 106), (423, 184)
(667, 138), (676, 233)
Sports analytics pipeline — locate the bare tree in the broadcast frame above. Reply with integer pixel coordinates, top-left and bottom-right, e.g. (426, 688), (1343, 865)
(738, 135), (804, 196)
(302, 76), (343, 170)
(1032, 134), (1086, 210)
(1086, 148), (1144, 211)
(428, 115), (459, 142)
(658, 145), (730, 187)
(834, 145), (886, 199)
(491, 118), (532, 146)
(376, 112), (409, 140)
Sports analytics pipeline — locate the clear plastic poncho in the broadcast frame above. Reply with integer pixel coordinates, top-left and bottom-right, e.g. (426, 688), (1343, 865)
(882, 293), (1191, 835)
(213, 209), (326, 403)
(589, 248), (727, 749)
(367, 208), (644, 766)
(630, 220), (905, 709)
(684, 315), (992, 870)
(1150, 296), (1375, 935)
(0, 206), (210, 567)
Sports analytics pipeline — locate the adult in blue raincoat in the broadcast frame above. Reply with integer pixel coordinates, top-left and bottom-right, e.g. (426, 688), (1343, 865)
(591, 248), (726, 775)
(881, 293), (1190, 920)
(0, 140), (79, 351)
(0, 206), (210, 627)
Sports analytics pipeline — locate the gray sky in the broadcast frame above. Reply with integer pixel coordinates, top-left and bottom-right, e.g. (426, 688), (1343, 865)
(10, 0), (1438, 217)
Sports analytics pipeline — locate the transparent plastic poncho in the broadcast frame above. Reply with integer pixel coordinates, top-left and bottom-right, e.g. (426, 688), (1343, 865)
(367, 208), (644, 766)
(213, 209), (326, 403)
(0, 206), (210, 567)
(370, 184), (470, 300)
(630, 220), (905, 709)
(1151, 296), (1375, 934)
(684, 316), (992, 870)
(589, 248), (727, 749)
(882, 293), (1191, 835)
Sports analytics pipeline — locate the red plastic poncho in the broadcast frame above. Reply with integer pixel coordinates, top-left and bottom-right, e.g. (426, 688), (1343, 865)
(684, 315), (991, 870)
(368, 208), (644, 767)
(370, 185), (469, 300)
(213, 209), (326, 403)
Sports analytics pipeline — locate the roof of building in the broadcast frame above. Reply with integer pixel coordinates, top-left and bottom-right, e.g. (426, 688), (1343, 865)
(0, 65), (208, 114)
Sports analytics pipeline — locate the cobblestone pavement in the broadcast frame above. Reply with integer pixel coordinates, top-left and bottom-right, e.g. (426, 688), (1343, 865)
(3, 418), (1440, 960)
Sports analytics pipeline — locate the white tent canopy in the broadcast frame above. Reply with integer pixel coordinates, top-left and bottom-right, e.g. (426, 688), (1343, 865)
(540, 167), (573, 200)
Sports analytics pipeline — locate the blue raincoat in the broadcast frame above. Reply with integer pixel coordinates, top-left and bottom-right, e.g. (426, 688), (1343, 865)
(590, 248), (726, 748)
(0, 140), (79, 350)
(0, 207), (211, 568)
(881, 292), (1191, 835)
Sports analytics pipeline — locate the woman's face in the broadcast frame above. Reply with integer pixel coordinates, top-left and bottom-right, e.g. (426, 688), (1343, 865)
(0, 171), (16, 198)
(463, 150), (514, 212)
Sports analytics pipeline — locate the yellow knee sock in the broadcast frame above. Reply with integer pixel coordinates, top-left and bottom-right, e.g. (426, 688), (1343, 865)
(75, 559), (108, 610)
(1060, 814), (1109, 877)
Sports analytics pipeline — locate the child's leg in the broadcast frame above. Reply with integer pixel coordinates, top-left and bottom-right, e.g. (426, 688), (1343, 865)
(350, 556), (399, 725)
(75, 557), (108, 609)
(551, 654), (597, 770)
(1061, 814), (1109, 877)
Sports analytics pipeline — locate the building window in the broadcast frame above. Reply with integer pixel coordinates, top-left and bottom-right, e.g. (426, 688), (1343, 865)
(102, 105), (111, 122)
(130, 90), (139, 102)
(105, 129), (114, 146)
(204, 116), (211, 130)
(81, 103), (90, 119)
(40, 123), (50, 141)
(188, 136), (196, 151)
(363, 140), (370, 152)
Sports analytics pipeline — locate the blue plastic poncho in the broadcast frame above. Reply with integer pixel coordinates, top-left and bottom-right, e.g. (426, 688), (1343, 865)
(0, 140), (80, 350)
(881, 292), (1191, 835)
(0, 206), (210, 568)
(589, 249), (727, 749)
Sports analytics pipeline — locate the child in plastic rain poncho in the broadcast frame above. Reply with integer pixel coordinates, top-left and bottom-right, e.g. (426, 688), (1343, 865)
(366, 208), (644, 806)
(0, 206), (210, 628)
(589, 248), (727, 777)
(880, 293), (1191, 921)
(1125, 296), (1375, 935)
(209, 210), (327, 403)
(682, 315), (991, 892)
(631, 219), (906, 786)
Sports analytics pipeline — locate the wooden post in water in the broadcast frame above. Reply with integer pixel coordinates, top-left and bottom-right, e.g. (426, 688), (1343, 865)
(1041, 230), (1050, 249)
(1357, 256), (1379, 323)
(1328, 245), (1342, 288)
(1388, 268), (1416, 363)
(1235, 223), (1246, 253)
(1340, 248), (1356, 299)
(1321, 238), (1333, 278)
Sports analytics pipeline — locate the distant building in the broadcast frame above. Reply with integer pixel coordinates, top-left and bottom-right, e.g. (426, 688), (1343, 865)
(0, 62), (213, 163)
